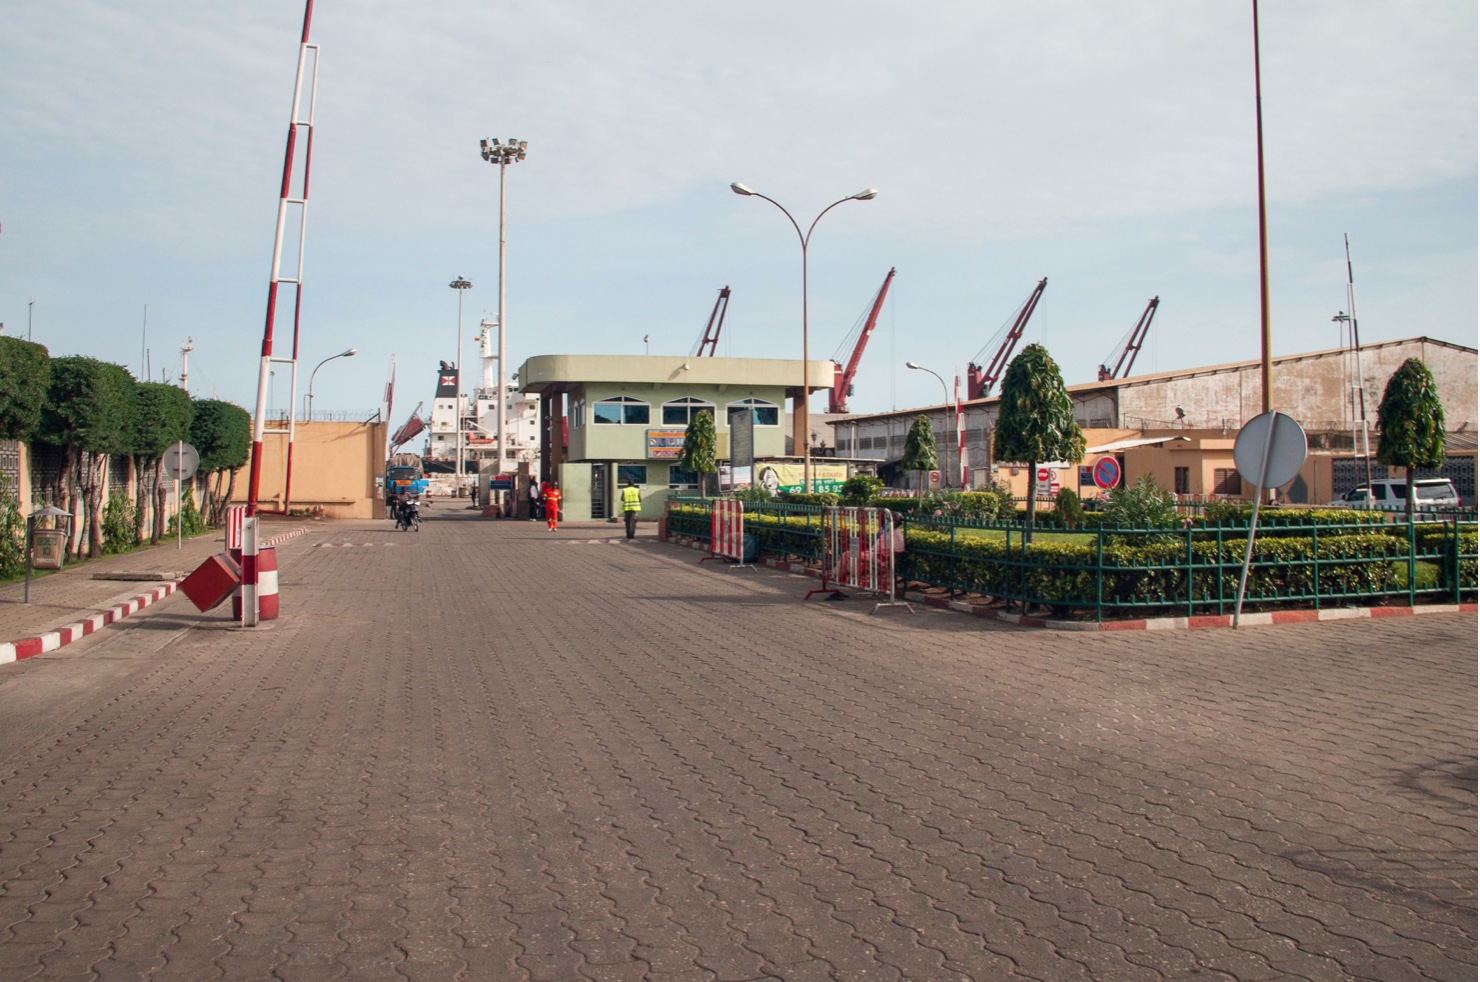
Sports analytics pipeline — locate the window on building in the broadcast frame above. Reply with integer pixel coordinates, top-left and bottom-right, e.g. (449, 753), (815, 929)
(569, 397), (585, 429)
(668, 466), (699, 490)
(593, 396), (650, 425)
(1213, 468), (1240, 495)
(726, 398), (779, 426)
(1174, 466), (1190, 495)
(662, 397), (716, 426)
(617, 463), (647, 486)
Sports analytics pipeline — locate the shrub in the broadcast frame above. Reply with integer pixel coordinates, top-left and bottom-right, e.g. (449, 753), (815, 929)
(839, 474), (884, 506)
(1101, 475), (1178, 530)
(0, 476), (23, 578)
(779, 492), (839, 507)
(1053, 488), (1084, 529)
(101, 491), (136, 555)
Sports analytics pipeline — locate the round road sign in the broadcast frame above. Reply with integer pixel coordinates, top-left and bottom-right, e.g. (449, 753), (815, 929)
(1233, 411), (1307, 489)
(1092, 455), (1122, 490)
(162, 442), (200, 482)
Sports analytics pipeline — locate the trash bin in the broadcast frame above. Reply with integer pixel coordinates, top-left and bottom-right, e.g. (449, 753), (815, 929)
(30, 529), (67, 570)
(742, 533), (759, 564)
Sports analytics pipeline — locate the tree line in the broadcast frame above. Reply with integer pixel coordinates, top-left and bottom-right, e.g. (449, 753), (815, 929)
(0, 336), (252, 559)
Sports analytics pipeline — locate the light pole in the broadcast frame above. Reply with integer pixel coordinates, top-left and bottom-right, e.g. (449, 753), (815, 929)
(731, 182), (877, 493)
(480, 138), (528, 481)
(306, 348), (357, 422)
(906, 361), (951, 487)
(449, 276), (473, 489)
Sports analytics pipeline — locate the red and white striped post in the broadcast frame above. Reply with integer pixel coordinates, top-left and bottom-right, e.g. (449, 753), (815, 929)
(239, 516), (260, 627)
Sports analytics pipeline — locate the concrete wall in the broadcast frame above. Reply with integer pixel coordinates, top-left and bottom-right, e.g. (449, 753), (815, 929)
(1116, 338), (1477, 431)
(232, 421), (386, 519)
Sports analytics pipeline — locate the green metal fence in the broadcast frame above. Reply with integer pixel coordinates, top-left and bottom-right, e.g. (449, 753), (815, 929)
(664, 496), (1477, 621)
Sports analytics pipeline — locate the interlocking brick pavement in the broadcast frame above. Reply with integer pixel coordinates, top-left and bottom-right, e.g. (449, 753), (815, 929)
(0, 511), (1473, 980)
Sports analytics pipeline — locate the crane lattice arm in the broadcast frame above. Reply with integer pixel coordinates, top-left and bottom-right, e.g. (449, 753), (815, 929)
(828, 268), (896, 414)
(691, 286), (732, 357)
(1097, 297), (1160, 381)
(966, 277), (1047, 399)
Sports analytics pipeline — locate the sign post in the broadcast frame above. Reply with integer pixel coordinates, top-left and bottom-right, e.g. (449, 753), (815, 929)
(1231, 411), (1307, 627)
(162, 441), (200, 550)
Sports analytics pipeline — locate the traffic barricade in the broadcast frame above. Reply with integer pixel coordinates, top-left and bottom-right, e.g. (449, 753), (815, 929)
(701, 498), (753, 569)
(232, 546), (278, 620)
(806, 506), (912, 614)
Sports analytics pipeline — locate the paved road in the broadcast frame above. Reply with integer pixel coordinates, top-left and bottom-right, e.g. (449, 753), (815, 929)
(1, 511), (1474, 981)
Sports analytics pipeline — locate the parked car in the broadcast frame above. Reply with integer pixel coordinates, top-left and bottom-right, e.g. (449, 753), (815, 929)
(1328, 477), (1460, 510)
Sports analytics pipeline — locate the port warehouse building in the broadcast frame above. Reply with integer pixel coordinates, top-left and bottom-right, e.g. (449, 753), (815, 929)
(833, 337), (1477, 506)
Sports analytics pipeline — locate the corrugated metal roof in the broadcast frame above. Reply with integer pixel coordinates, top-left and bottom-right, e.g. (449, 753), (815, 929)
(1084, 435), (1191, 454)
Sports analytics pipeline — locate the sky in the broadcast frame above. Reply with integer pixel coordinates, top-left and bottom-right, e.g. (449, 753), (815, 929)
(1, 1), (1475, 427)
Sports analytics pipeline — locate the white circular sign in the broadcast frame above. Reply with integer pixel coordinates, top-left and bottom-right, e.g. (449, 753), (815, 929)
(1233, 412), (1307, 489)
(162, 442), (200, 482)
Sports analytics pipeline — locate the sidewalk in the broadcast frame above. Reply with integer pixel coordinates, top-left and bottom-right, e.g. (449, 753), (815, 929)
(0, 518), (312, 660)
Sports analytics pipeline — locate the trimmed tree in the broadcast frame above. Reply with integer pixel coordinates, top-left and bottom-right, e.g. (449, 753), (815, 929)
(1376, 357), (1446, 520)
(678, 408), (718, 496)
(0, 336), (51, 441)
(993, 344), (1085, 540)
(36, 357), (137, 558)
(901, 415), (938, 492)
(191, 400), (252, 525)
(129, 382), (193, 543)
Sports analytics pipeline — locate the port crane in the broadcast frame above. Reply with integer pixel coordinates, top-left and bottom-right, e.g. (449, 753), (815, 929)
(965, 277), (1047, 400)
(690, 286), (732, 357)
(1097, 297), (1160, 381)
(827, 268), (895, 414)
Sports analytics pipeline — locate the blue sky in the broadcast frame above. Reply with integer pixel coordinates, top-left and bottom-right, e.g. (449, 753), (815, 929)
(1, 1), (1474, 424)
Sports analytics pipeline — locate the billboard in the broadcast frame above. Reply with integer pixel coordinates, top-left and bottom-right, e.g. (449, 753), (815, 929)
(755, 463), (847, 494)
(646, 429), (687, 460)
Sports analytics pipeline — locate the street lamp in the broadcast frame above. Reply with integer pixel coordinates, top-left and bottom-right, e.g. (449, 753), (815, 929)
(731, 182), (878, 493)
(449, 275), (473, 488)
(306, 348), (357, 422)
(480, 137), (528, 482)
(906, 361), (951, 488)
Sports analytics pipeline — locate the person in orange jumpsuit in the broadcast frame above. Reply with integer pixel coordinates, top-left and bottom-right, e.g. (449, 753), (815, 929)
(542, 482), (561, 531)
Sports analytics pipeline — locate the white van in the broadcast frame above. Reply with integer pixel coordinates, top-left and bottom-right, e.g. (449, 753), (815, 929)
(1330, 478), (1460, 510)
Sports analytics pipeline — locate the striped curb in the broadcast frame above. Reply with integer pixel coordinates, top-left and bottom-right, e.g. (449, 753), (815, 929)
(667, 533), (1478, 632)
(263, 526), (310, 548)
(1, 582), (179, 666)
(1, 526), (310, 666)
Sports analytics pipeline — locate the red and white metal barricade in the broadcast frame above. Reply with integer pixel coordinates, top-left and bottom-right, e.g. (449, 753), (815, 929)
(806, 507), (912, 613)
(701, 498), (752, 568)
(225, 505), (246, 558)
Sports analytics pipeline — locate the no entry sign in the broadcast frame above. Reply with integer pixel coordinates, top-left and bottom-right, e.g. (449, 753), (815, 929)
(1092, 455), (1121, 490)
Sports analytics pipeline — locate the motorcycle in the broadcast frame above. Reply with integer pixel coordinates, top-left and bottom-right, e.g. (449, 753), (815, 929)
(395, 497), (421, 531)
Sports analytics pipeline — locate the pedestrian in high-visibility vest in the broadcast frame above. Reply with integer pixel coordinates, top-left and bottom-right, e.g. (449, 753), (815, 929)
(620, 480), (641, 539)
(543, 482), (561, 531)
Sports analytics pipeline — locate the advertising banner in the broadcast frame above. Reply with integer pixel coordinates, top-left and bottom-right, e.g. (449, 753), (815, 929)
(755, 463), (847, 494)
(646, 429), (687, 460)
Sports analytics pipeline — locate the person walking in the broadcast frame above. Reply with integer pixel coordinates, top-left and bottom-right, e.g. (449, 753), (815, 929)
(528, 478), (541, 521)
(620, 479), (641, 539)
(542, 482), (561, 531)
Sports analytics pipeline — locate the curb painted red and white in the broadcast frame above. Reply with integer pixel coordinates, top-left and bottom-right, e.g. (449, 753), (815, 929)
(667, 534), (1478, 632)
(0, 582), (180, 665)
(1, 525), (309, 665)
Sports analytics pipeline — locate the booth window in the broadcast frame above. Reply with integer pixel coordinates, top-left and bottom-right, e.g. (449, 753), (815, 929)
(593, 396), (650, 425)
(662, 397), (715, 426)
(727, 398), (779, 426)
(617, 463), (647, 486)
(668, 466), (700, 490)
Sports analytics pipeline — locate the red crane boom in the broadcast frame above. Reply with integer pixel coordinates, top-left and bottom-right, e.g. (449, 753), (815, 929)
(966, 277), (1047, 400)
(691, 286), (731, 357)
(828, 268), (895, 414)
(1097, 296), (1160, 381)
